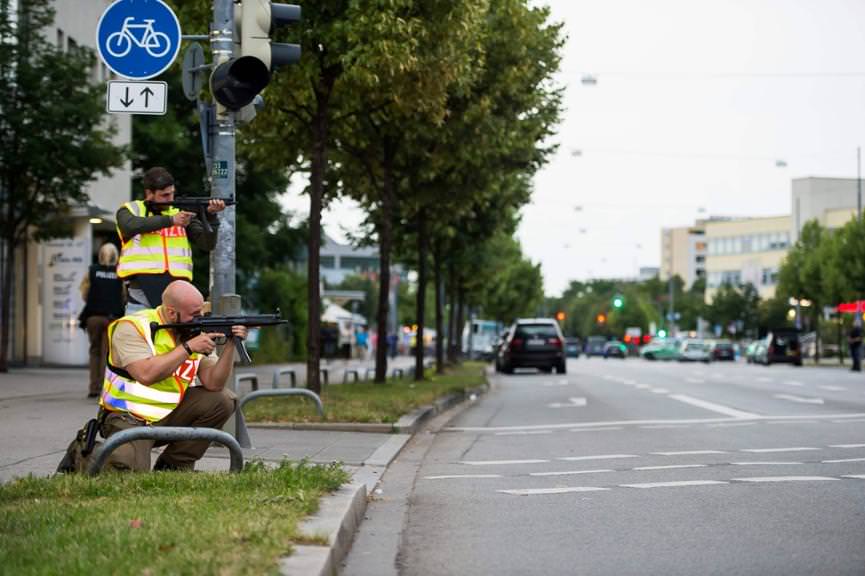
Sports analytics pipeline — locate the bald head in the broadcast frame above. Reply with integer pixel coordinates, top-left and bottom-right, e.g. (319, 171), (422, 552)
(162, 281), (204, 322)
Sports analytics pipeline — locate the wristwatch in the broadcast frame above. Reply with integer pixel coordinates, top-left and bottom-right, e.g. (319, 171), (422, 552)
(182, 342), (193, 356)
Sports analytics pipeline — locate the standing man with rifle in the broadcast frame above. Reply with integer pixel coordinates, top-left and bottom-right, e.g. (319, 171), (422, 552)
(116, 167), (229, 312)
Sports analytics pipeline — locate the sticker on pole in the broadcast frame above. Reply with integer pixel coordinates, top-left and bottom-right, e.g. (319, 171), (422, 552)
(96, 0), (181, 80)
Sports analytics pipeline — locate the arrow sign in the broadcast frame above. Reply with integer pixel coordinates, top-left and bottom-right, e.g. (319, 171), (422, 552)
(106, 81), (167, 115)
(774, 393), (825, 405)
(548, 397), (588, 408)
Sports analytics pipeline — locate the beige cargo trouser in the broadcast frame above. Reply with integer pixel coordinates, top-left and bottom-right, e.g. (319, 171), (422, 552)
(100, 387), (236, 472)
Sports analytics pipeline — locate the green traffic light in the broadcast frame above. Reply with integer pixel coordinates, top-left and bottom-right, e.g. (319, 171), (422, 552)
(658, 329), (667, 338)
(612, 296), (624, 308)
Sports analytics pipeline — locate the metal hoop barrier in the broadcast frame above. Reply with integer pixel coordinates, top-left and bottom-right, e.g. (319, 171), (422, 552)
(86, 426), (244, 475)
(272, 367), (297, 388)
(235, 389), (325, 449)
(234, 372), (259, 393)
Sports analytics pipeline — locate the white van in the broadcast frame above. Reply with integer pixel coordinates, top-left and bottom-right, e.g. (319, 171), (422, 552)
(462, 319), (502, 360)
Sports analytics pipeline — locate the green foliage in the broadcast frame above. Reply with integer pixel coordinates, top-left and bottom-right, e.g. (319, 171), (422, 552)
(253, 269), (309, 359)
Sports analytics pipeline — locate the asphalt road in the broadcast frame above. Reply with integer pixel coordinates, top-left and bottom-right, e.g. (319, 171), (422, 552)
(343, 358), (865, 576)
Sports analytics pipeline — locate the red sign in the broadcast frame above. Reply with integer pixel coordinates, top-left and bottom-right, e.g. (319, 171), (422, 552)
(836, 300), (865, 313)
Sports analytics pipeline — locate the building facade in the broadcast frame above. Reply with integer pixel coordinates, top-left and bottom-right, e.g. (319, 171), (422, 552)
(6, 0), (132, 366)
(792, 177), (859, 239)
(660, 223), (707, 288)
(704, 215), (791, 301)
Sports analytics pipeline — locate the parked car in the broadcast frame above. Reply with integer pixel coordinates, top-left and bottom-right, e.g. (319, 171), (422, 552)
(497, 318), (567, 374)
(603, 340), (627, 359)
(709, 340), (736, 361)
(678, 339), (711, 363)
(745, 340), (763, 363)
(640, 338), (680, 361)
(564, 337), (581, 358)
(585, 335), (607, 357)
(755, 330), (802, 366)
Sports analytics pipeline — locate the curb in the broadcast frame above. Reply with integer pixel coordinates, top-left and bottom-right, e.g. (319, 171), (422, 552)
(279, 378), (490, 576)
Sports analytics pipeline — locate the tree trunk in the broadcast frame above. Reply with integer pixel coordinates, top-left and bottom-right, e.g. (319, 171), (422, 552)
(374, 147), (395, 383)
(456, 282), (466, 363)
(306, 74), (335, 394)
(0, 235), (13, 373)
(433, 241), (445, 374)
(414, 207), (427, 381)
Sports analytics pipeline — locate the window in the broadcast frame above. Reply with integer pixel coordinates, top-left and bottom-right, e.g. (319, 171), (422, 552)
(57, 28), (65, 50)
(340, 256), (377, 272)
(320, 256), (335, 269)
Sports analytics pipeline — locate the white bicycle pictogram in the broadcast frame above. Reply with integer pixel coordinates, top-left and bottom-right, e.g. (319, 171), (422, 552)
(105, 17), (171, 58)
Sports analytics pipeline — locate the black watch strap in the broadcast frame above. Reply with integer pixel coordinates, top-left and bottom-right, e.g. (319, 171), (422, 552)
(182, 342), (193, 356)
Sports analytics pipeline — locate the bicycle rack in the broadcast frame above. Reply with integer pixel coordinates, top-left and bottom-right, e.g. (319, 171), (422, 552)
(86, 427), (244, 475)
(271, 367), (297, 389)
(234, 389), (325, 449)
(342, 369), (361, 384)
(234, 372), (259, 393)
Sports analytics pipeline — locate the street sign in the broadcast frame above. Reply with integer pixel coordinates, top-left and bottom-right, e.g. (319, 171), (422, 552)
(96, 0), (181, 80)
(106, 81), (167, 115)
(181, 42), (206, 101)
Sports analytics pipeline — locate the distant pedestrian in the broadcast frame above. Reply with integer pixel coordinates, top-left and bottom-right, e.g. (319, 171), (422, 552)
(78, 243), (125, 399)
(849, 323), (862, 372)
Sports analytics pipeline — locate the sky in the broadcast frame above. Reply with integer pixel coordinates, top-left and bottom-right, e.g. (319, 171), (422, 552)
(281, 0), (865, 297)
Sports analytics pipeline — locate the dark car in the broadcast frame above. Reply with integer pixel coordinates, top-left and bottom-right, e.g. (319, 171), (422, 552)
(564, 337), (581, 358)
(756, 330), (802, 366)
(585, 335), (607, 357)
(710, 340), (736, 361)
(497, 318), (566, 374)
(603, 340), (627, 359)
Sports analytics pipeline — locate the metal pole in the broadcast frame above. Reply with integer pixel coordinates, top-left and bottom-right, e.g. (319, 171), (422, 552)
(668, 276), (675, 336)
(858, 147), (862, 221)
(209, 0), (236, 307)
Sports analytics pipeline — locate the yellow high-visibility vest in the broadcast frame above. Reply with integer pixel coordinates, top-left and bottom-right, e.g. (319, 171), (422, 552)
(99, 307), (201, 423)
(117, 200), (193, 280)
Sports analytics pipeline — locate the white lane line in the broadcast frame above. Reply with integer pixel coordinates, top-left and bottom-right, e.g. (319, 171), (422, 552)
(819, 385), (848, 392)
(756, 377), (774, 383)
(530, 469), (613, 477)
(621, 480), (727, 489)
(558, 379), (569, 385)
(686, 378), (705, 384)
(767, 420), (818, 425)
(731, 461), (804, 466)
(425, 474), (503, 480)
(632, 464), (708, 471)
(668, 394), (759, 419)
(622, 379), (637, 385)
(498, 487), (610, 496)
(732, 476), (839, 483)
(460, 459), (549, 466)
(740, 447), (820, 453)
(640, 424), (691, 429)
(830, 443), (865, 448)
(822, 458), (865, 464)
(842, 475), (865, 480)
(494, 430), (553, 436)
(543, 382), (569, 387)
(831, 419), (865, 424)
(636, 384), (652, 390)
(774, 394), (824, 405)
(707, 422), (756, 428)
(558, 454), (639, 462)
(548, 397), (588, 408)
(783, 380), (804, 387)
(650, 388), (670, 394)
(651, 450), (726, 456)
(569, 427), (623, 433)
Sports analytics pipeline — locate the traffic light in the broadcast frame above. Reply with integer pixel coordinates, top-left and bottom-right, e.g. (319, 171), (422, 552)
(210, 1), (301, 111)
(596, 313), (607, 324)
(555, 310), (566, 322)
(612, 294), (624, 309)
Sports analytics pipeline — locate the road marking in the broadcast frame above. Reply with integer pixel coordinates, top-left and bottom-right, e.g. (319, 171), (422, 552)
(425, 474), (503, 480)
(494, 430), (553, 436)
(830, 443), (865, 448)
(822, 458), (865, 464)
(558, 454), (639, 462)
(707, 422), (756, 428)
(530, 469), (614, 477)
(831, 419), (865, 424)
(686, 378), (705, 384)
(774, 394), (824, 405)
(651, 450), (727, 456)
(498, 486), (610, 496)
(756, 377), (774, 383)
(842, 475), (865, 480)
(622, 379), (637, 385)
(819, 385), (847, 392)
(640, 424), (691, 429)
(558, 379), (569, 384)
(543, 382), (569, 387)
(548, 397), (587, 408)
(569, 427), (623, 433)
(668, 394), (758, 418)
(740, 447), (820, 453)
(650, 388), (670, 394)
(731, 461), (803, 466)
(632, 464), (708, 471)
(636, 384), (652, 390)
(621, 480), (727, 489)
(767, 420), (818, 425)
(783, 380), (804, 387)
(732, 476), (838, 483)
(460, 459), (549, 466)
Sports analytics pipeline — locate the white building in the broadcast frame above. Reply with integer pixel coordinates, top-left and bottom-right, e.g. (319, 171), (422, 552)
(792, 177), (859, 240)
(660, 223), (707, 288)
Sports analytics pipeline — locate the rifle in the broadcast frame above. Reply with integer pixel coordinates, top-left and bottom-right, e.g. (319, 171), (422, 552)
(145, 196), (236, 234)
(150, 312), (287, 365)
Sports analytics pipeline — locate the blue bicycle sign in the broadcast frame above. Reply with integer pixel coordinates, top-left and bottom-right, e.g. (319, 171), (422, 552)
(96, 0), (181, 80)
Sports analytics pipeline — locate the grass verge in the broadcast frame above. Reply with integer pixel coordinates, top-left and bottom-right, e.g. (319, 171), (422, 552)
(244, 361), (487, 424)
(0, 460), (350, 576)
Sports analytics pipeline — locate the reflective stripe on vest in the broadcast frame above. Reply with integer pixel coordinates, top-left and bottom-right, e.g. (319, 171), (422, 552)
(117, 200), (193, 280)
(99, 307), (201, 423)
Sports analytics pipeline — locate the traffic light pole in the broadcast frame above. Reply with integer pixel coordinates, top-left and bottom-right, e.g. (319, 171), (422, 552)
(209, 0), (238, 314)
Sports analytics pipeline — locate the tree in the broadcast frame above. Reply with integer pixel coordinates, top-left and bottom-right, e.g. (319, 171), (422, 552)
(0, 0), (125, 372)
